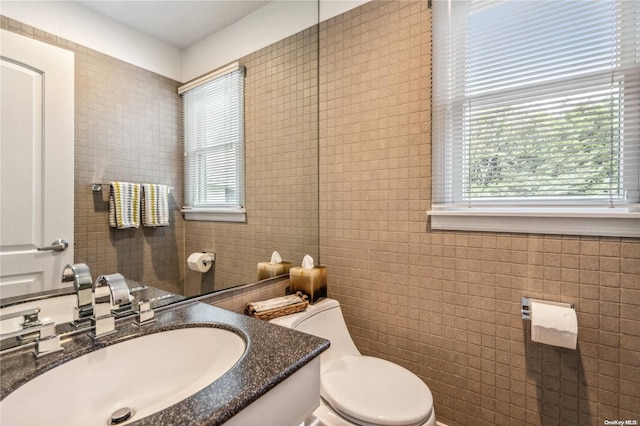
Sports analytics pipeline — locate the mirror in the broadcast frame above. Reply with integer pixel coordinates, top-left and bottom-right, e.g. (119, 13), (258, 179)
(182, 20), (320, 297)
(0, 2), (319, 317)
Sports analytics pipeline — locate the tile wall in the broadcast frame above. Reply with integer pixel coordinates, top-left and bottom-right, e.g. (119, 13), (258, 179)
(319, 1), (640, 425)
(184, 26), (319, 295)
(1, 17), (184, 295)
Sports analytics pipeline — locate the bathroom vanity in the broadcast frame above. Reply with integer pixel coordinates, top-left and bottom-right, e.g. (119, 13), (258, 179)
(0, 300), (329, 425)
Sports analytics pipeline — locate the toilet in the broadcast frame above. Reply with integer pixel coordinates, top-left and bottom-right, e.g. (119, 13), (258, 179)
(270, 298), (436, 426)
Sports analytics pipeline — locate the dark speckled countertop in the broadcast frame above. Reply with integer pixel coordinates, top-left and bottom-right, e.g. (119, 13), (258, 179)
(0, 300), (329, 425)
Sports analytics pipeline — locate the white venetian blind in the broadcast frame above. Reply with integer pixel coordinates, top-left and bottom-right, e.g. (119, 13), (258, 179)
(432, 0), (640, 210)
(180, 63), (245, 211)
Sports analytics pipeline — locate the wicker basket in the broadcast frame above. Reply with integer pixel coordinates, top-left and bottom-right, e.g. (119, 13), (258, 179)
(246, 292), (309, 320)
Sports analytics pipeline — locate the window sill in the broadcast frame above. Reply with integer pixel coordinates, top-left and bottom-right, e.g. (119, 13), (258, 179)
(427, 208), (640, 238)
(182, 208), (246, 223)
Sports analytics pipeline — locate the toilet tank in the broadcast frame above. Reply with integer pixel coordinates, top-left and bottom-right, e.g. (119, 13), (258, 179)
(270, 298), (360, 365)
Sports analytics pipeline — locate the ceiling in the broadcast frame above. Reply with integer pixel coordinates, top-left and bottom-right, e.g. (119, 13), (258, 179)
(77, 1), (271, 49)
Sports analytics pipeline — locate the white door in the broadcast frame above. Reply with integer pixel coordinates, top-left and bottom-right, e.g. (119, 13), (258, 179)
(0, 30), (74, 298)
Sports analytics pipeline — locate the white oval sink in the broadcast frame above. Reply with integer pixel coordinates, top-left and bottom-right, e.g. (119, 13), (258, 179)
(0, 327), (245, 426)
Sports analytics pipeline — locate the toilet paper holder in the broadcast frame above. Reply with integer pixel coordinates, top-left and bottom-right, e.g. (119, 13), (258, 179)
(521, 297), (574, 320)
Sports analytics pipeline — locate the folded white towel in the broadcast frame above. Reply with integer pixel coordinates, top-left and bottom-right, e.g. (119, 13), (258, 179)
(141, 184), (170, 227)
(109, 182), (140, 229)
(250, 294), (305, 313)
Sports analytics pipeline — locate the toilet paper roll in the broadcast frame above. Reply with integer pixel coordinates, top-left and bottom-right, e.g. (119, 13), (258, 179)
(531, 300), (578, 349)
(187, 252), (213, 273)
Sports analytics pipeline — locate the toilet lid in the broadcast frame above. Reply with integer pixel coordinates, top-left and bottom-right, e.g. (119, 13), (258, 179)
(321, 355), (433, 426)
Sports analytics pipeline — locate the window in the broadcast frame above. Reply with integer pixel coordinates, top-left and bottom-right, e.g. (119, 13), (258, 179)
(430, 0), (640, 237)
(180, 63), (246, 222)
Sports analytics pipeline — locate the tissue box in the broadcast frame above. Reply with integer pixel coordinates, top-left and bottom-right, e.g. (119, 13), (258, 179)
(289, 266), (327, 304)
(257, 261), (292, 281)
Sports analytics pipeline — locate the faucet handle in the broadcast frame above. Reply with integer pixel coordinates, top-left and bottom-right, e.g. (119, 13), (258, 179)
(35, 323), (62, 357)
(134, 301), (155, 326)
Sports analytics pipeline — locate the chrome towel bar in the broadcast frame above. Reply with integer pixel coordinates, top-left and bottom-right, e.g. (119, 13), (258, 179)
(91, 183), (173, 192)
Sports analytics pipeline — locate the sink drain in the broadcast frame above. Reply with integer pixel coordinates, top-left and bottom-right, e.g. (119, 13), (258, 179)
(110, 407), (133, 425)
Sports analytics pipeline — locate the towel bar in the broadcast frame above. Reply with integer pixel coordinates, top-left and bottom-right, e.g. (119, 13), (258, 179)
(91, 183), (173, 193)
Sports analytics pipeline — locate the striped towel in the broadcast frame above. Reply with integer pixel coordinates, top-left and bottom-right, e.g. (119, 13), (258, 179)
(109, 182), (141, 229)
(142, 184), (170, 227)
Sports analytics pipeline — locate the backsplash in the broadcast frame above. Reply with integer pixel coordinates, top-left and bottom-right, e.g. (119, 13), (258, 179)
(319, 1), (639, 425)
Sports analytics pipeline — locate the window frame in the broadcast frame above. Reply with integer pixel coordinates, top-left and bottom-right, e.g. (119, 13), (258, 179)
(180, 62), (246, 223)
(429, 0), (640, 237)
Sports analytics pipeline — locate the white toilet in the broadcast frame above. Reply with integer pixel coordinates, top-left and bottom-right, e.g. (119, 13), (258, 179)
(270, 298), (436, 426)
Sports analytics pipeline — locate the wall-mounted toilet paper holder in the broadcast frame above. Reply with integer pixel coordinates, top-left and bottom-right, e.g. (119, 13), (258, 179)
(521, 297), (574, 320)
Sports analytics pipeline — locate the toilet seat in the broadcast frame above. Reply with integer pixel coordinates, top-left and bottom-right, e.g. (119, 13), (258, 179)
(321, 355), (434, 426)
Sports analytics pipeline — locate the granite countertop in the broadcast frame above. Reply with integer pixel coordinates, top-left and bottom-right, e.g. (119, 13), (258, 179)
(0, 300), (329, 425)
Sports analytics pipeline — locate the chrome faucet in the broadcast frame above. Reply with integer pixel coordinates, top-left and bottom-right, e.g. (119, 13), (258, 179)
(1, 321), (61, 357)
(89, 273), (130, 339)
(62, 263), (94, 327)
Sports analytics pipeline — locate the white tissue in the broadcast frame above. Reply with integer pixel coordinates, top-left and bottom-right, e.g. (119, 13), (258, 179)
(270, 251), (283, 264)
(301, 255), (315, 269)
(531, 300), (578, 349)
